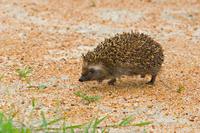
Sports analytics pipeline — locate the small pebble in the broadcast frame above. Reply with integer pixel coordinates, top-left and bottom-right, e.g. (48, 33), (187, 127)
(133, 103), (138, 107)
(71, 104), (75, 106)
(147, 104), (153, 108)
(61, 75), (69, 81)
(147, 110), (154, 115)
(113, 110), (117, 112)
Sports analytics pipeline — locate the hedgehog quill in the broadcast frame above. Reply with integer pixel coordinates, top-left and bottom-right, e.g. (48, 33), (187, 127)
(79, 32), (164, 85)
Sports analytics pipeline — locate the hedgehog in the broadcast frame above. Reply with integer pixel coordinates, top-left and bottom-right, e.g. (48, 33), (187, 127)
(79, 32), (164, 85)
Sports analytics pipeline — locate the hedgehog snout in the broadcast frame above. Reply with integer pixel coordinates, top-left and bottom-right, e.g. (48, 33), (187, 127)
(79, 76), (85, 82)
(79, 78), (83, 82)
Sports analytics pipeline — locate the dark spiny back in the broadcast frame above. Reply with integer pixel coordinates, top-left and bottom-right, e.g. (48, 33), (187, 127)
(83, 32), (164, 74)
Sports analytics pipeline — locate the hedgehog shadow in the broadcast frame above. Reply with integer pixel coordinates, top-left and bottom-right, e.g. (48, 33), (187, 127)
(115, 80), (149, 89)
(85, 79), (152, 92)
(114, 76), (153, 89)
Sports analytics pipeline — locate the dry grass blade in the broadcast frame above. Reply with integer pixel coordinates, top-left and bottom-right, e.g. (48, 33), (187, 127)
(92, 116), (107, 133)
(177, 85), (186, 93)
(16, 67), (32, 83)
(132, 121), (152, 127)
(118, 116), (133, 126)
(74, 91), (100, 103)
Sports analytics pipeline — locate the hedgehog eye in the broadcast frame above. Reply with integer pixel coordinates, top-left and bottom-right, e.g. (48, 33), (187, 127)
(89, 68), (95, 73)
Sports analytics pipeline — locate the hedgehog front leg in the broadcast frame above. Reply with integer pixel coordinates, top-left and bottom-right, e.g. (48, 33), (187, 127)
(108, 78), (116, 85)
(97, 79), (103, 84)
(146, 74), (156, 85)
(141, 74), (145, 78)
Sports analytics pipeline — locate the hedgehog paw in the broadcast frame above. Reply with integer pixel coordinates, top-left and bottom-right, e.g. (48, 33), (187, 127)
(108, 79), (116, 85)
(146, 75), (156, 85)
(146, 81), (154, 85)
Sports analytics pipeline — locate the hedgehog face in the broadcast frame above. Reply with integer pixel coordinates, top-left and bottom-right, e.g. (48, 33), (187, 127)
(79, 64), (109, 82)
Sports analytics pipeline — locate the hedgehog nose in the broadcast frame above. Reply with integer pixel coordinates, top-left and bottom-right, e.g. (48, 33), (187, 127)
(79, 78), (83, 82)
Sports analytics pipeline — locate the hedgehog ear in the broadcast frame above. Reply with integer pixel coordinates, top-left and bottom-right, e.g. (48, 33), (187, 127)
(81, 54), (85, 60)
(89, 65), (103, 71)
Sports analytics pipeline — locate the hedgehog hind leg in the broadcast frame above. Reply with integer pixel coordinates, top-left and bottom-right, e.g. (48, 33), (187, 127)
(146, 74), (157, 85)
(108, 78), (116, 85)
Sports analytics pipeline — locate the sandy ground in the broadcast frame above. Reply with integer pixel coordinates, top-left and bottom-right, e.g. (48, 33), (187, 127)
(0, 0), (200, 132)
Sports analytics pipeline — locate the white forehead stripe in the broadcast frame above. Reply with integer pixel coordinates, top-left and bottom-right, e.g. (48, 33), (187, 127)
(89, 65), (103, 70)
